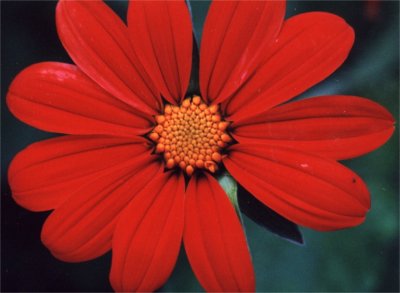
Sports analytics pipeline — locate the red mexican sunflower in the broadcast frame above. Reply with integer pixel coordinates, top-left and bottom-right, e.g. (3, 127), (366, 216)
(6, 0), (395, 292)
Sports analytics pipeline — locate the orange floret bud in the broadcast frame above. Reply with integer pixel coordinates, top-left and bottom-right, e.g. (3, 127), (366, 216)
(209, 104), (219, 114)
(155, 115), (165, 124)
(211, 152), (222, 162)
(221, 133), (232, 143)
(166, 158), (175, 169)
(192, 96), (201, 105)
(149, 132), (159, 142)
(186, 165), (194, 176)
(156, 143), (165, 153)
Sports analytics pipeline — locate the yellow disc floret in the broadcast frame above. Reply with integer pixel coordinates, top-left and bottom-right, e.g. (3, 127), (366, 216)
(148, 95), (232, 176)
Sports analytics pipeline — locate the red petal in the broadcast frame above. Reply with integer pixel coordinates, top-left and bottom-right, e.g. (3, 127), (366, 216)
(232, 96), (395, 160)
(224, 12), (355, 121)
(7, 62), (152, 137)
(128, 0), (192, 104)
(200, 1), (285, 104)
(56, 0), (160, 115)
(41, 158), (162, 262)
(184, 173), (255, 292)
(110, 172), (185, 292)
(8, 135), (151, 211)
(224, 144), (370, 231)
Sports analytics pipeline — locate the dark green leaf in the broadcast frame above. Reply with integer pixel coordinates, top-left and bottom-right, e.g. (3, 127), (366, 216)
(238, 185), (304, 245)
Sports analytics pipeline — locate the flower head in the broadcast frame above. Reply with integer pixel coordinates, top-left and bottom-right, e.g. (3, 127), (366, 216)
(6, 0), (395, 292)
(149, 96), (230, 175)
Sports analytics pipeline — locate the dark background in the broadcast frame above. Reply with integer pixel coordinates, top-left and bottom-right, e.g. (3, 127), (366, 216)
(1, 1), (399, 292)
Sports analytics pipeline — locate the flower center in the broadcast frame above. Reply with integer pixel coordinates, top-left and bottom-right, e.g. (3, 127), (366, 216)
(148, 95), (232, 176)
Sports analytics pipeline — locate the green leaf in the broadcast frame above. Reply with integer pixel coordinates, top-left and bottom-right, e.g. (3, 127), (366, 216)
(218, 173), (243, 224)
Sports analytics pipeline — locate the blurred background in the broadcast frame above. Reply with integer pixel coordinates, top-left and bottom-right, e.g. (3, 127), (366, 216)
(1, 1), (398, 292)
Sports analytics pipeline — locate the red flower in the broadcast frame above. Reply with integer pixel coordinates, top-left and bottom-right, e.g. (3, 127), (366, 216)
(6, 0), (394, 292)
